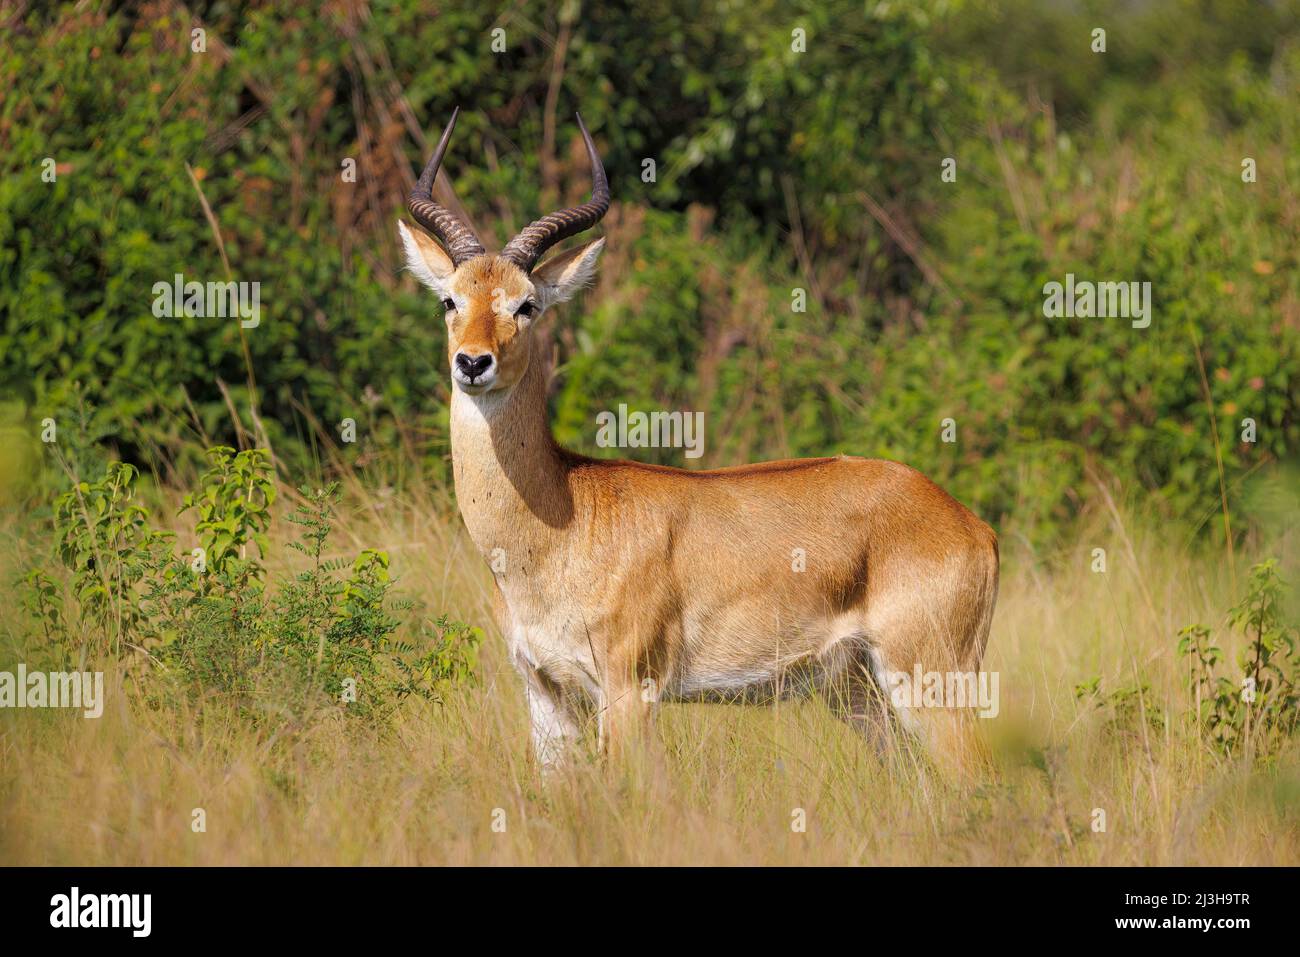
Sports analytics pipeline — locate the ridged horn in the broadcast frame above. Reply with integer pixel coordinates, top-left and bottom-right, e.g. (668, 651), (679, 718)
(499, 113), (609, 272)
(407, 107), (485, 266)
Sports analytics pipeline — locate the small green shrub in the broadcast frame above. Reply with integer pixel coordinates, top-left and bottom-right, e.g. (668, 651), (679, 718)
(1179, 560), (1300, 758)
(1072, 676), (1164, 739)
(181, 446), (275, 584)
(23, 448), (481, 720)
(51, 460), (174, 659)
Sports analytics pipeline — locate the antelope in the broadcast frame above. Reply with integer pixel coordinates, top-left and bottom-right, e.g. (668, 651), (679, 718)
(398, 110), (1000, 777)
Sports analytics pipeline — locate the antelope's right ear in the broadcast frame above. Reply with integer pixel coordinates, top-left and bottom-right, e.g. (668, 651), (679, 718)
(397, 220), (456, 297)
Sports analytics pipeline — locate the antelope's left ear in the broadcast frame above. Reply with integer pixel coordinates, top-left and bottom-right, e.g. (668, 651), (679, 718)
(533, 238), (604, 310)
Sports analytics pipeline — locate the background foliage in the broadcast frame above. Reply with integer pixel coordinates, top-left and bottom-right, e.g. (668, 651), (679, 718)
(1, 0), (1298, 545)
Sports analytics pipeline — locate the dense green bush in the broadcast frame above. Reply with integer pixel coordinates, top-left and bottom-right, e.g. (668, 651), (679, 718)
(1, 1), (1297, 545)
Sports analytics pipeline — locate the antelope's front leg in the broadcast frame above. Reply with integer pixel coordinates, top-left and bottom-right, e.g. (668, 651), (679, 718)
(522, 667), (584, 773)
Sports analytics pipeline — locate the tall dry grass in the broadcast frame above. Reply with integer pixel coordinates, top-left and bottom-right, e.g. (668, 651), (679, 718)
(1, 474), (1297, 866)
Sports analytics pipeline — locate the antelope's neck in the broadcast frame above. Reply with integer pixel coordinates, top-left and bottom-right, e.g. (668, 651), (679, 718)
(449, 356), (575, 557)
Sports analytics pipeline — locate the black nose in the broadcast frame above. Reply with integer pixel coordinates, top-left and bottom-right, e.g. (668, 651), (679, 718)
(454, 352), (494, 379)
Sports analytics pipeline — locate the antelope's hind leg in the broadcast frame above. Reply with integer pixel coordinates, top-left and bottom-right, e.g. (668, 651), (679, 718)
(825, 651), (898, 758)
(862, 588), (996, 781)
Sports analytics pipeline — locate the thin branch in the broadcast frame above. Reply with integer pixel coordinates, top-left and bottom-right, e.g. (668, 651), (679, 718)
(856, 189), (962, 308)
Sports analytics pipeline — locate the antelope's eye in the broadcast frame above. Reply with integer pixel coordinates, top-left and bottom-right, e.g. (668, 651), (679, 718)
(441, 297), (455, 311)
(515, 301), (537, 320)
